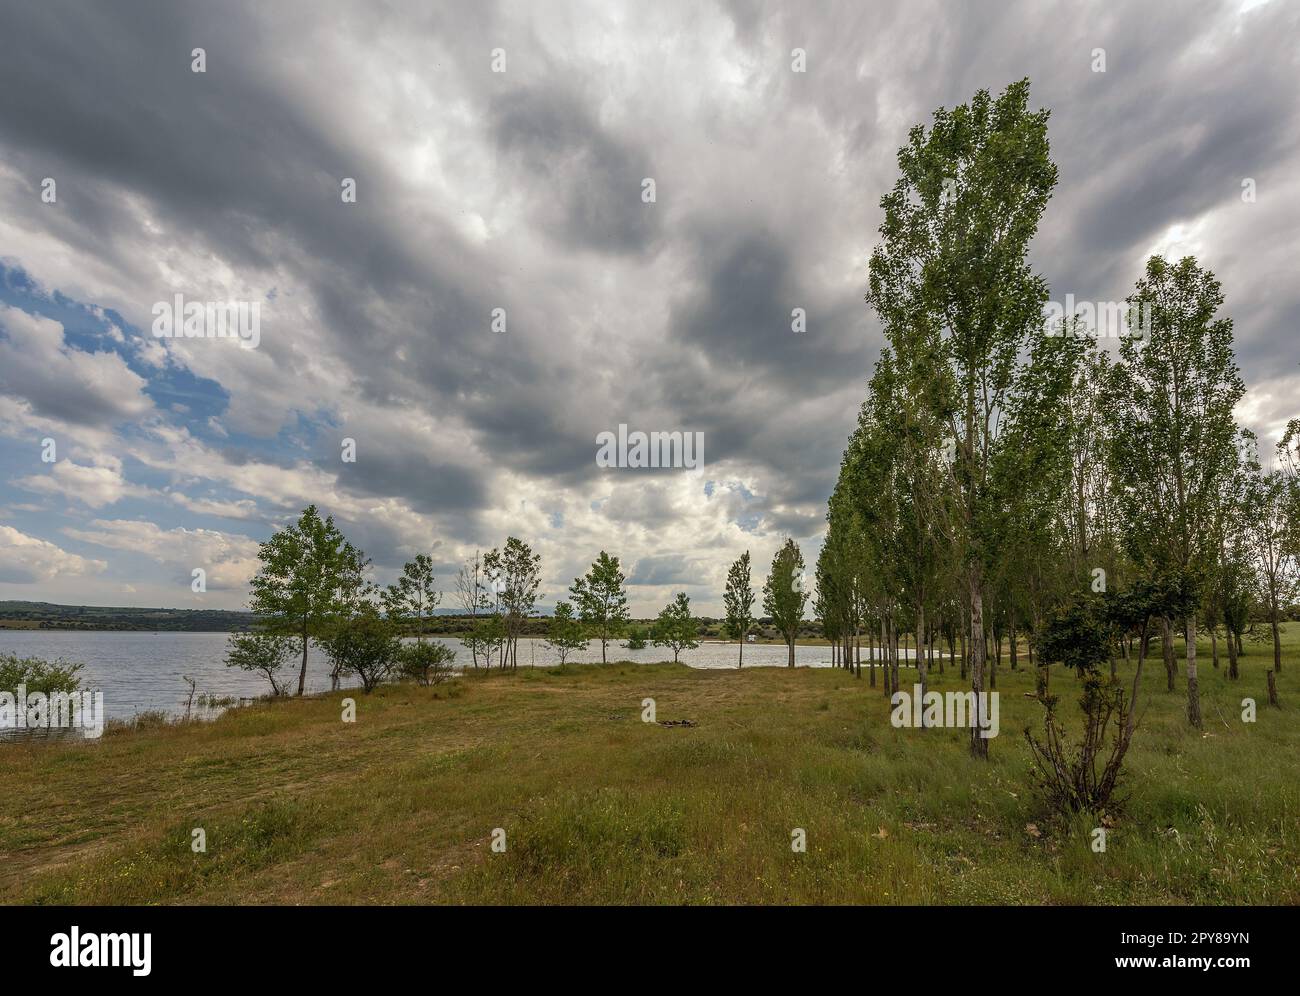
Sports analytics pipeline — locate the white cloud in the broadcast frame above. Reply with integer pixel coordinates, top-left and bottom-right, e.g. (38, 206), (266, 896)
(0, 304), (153, 426)
(14, 456), (151, 509)
(62, 519), (261, 593)
(0, 524), (107, 583)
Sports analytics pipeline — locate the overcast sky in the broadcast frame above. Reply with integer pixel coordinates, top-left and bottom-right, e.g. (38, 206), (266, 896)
(0, 0), (1296, 614)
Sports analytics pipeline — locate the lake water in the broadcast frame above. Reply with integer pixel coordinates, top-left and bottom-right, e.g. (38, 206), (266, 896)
(0, 631), (911, 722)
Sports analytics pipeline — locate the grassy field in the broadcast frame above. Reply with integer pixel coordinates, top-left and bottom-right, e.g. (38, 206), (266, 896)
(1, 627), (1297, 905)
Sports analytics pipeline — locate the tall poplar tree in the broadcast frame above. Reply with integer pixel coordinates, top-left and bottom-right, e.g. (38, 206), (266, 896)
(865, 79), (1060, 757)
(1107, 255), (1246, 728)
(763, 539), (808, 667)
(723, 551), (755, 667)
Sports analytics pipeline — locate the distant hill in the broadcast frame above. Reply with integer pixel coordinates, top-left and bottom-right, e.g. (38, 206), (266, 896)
(0, 601), (257, 632)
(0, 601), (828, 639)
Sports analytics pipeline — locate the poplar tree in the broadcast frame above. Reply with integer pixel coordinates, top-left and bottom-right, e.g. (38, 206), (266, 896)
(570, 551), (630, 664)
(652, 592), (700, 663)
(763, 539), (808, 667)
(866, 79), (1061, 757)
(723, 551), (755, 667)
(1107, 256), (1245, 728)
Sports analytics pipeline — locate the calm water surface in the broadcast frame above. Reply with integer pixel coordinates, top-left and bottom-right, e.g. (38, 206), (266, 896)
(0, 631), (885, 721)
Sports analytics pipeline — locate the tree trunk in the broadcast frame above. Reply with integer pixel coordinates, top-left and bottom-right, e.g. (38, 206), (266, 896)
(968, 571), (988, 759)
(916, 605), (928, 728)
(869, 626), (877, 688)
(1267, 669), (1280, 707)
(1271, 609), (1282, 674)
(297, 619), (309, 696)
(1210, 626), (1218, 669)
(892, 620), (900, 696)
(1227, 621), (1240, 680)
(1126, 618), (1149, 740)
(1162, 616), (1176, 691)
(1186, 616), (1201, 729)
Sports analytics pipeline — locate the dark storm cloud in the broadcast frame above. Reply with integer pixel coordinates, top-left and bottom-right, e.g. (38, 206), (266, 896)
(490, 87), (661, 255)
(335, 449), (486, 517)
(1, 0), (1296, 602)
(627, 554), (696, 586)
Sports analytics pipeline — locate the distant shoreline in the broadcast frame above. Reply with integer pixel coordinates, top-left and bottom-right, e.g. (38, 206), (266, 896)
(0, 600), (829, 641)
(0, 625), (837, 646)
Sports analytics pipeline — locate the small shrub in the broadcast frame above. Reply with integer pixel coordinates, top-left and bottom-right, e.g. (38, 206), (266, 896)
(1026, 594), (1134, 819)
(398, 642), (457, 686)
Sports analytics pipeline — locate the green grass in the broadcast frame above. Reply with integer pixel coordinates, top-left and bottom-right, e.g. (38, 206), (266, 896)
(1, 628), (1297, 905)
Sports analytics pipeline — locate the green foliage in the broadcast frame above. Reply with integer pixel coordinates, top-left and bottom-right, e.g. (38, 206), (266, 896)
(383, 553), (440, 641)
(485, 537), (543, 670)
(319, 601), (401, 693)
(1105, 255), (1246, 727)
(0, 654), (84, 696)
(1108, 256), (1245, 587)
(1242, 465), (1300, 670)
(762, 539), (807, 664)
(223, 631), (300, 696)
(570, 551), (630, 664)
(248, 505), (370, 695)
(651, 592), (700, 663)
(463, 614), (506, 669)
(398, 641), (457, 686)
(862, 79), (1070, 754)
(1028, 589), (1150, 819)
(544, 601), (587, 664)
(723, 552), (754, 664)
(1038, 595), (1109, 676)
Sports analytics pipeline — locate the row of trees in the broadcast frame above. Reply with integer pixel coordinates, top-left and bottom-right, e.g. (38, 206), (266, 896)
(813, 79), (1299, 784)
(226, 508), (457, 694)
(228, 472), (1293, 702)
(227, 513), (823, 693)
